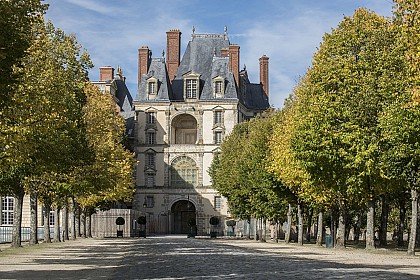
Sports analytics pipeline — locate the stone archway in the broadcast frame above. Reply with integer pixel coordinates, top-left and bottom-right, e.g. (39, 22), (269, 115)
(171, 200), (196, 234)
(171, 114), (197, 144)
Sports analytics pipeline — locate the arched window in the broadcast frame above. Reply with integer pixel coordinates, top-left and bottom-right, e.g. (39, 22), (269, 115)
(171, 156), (197, 188)
(171, 114), (197, 144)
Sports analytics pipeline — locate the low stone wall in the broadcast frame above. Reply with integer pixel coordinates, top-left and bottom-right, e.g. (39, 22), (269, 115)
(91, 209), (143, 238)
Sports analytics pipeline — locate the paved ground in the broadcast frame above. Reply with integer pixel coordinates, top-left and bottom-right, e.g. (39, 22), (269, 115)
(0, 236), (419, 279)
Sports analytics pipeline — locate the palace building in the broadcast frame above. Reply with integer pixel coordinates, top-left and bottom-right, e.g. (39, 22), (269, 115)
(129, 27), (270, 235)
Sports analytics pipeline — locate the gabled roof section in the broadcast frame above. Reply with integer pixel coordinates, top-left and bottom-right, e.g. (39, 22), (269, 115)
(237, 71), (269, 109)
(171, 34), (232, 101)
(136, 58), (172, 102)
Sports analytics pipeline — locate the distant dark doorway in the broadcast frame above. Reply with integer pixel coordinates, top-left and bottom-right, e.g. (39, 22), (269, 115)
(171, 200), (196, 234)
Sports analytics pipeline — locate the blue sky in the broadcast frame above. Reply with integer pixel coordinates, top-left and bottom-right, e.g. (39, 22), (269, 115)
(44, 0), (394, 108)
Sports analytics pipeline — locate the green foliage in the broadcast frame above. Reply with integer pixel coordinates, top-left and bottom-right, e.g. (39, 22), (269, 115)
(210, 113), (293, 221)
(0, 0), (47, 108)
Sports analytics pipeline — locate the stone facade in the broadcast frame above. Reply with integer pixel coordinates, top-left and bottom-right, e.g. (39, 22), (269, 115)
(132, 28), (270, 236)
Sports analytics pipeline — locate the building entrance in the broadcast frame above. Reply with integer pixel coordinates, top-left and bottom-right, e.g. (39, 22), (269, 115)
(171, 200), (196, 234)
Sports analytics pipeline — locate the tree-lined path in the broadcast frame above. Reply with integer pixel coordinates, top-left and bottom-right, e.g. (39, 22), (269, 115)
(0, 237), (419, 279)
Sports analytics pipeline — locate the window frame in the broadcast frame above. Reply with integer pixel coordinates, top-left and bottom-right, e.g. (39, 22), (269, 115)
(183, 72), (200, 100)
(146, 111), (156, 125)
(1, 196), (14, 225)
(214, 130), (223, 144)
(213, 76), (225, 98)
(147, 77), (158, 95)
(146, 130), (156, 145)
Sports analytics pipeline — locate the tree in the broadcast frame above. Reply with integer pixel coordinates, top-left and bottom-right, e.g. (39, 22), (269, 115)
(0, 0), (47, 109)
(282, 9), (402, 249)
(384, 0), (420, 256)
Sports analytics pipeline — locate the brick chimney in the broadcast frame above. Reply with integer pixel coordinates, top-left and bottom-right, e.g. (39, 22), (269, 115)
(138, 46), (150, 88)
(166, 29), (181, 82)
(99, 66), (114, 81)
(259, 54), (269, 98)
(228, 44), (240, 88)
(221, 47), (229, 58)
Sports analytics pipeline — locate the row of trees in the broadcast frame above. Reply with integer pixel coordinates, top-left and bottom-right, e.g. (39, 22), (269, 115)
(210, 1), (420, 255)
(0, 1), (135, 247)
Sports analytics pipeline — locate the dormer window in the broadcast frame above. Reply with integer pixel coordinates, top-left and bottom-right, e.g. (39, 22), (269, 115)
(213, 76), (225, 98)
(183, 72), (200, 100)
(147, 77), (158, 98)
(148, 82), (156, 94)
(186, 79), (197, 98)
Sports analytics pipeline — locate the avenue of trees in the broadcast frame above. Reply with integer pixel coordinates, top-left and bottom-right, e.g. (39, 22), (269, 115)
(0, 1), (135, 247)
(210, 1), (420, 255)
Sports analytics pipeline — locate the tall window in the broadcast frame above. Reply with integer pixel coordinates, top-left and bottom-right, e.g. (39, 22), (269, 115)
(214, 196), (221, 210)
(147, 82), (156, 94)
(171, 156), (197, 188)
(147, 130), (156, 144)
(213, 77), (225, 97)
(146, 112), (156, 124)
(146, 173), (155, 188)
(214, 131), (223, 144)
(145, 195), (154, 208)
(146, 153), (155, 167)
(1, 197), (14, 225)
(49, 211), (55, 226)
(214, 111), (223, 125)
(215, 81), (223, 94)
(186, 79), (197, 99)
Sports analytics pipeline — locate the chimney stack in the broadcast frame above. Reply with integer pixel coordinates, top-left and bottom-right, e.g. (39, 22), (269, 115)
(259, 55), (269, 98)
(221, 48), (229, 58)
(228, 44), (240, 88)
(138, 46), (150, 88)
(99, 66), (114, 81)
(166, 29), (182, 82)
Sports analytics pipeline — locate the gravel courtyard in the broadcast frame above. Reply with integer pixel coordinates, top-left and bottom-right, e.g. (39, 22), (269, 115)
(0, 236), (419, 279)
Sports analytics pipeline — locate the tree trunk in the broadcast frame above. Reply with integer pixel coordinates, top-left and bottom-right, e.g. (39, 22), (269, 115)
(75, 202), (80, 238)
(86, 212), (92, 238)
(62, 204), (69, 241)
(246, 219), (251, 239)
(379, 195), (389, 247)
(306, 207), (313, 242)
(336, 203), (346, 248)
(316, 211), (323, 246)
(275, 222), (279, 243)
(11, 192), (24, 248)
(417, 200), (420, 247)
(407, 188), (418, 256)
(297, 203), (304, 246)
(43, 204), (51, 243)
(29, 191), (38, 245)
(80, 208), (86, 238)
(53, 207), (60, 243)
(71, 197), (76, 240)
(260, 219), (266, 242)
(253, 218), (258, 241)
(330, 210), (336, 247)
(398, 202), (406, 247)
(353, 214), (361, 245)
(285, 203), (292, 244)
(366, 200), (375, 249)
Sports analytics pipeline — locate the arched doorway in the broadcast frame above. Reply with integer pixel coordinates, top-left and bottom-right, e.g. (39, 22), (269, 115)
(171, 114), (197, 144)
(171, 200), (196, 234)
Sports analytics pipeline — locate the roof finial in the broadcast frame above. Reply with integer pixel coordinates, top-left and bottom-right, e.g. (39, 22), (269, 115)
(192, 25), (195, 34)
(224, 25), (227, 34)
(243, 64), (246, 71)
(162, 49), (165, 58)
(117, 65), (122, 77)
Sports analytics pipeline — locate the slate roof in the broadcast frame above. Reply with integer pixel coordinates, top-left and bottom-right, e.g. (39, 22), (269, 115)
(136, 58), (172, 102)
(112, 76), (135, 138)
(136, 32), (269, 110)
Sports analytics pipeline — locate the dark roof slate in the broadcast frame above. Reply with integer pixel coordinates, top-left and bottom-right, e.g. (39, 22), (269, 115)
(136, 58), (172, 102)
